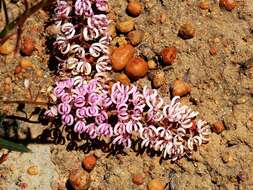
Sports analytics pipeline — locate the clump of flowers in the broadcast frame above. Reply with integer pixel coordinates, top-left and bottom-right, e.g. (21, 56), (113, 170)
(46, 76), (210, 161)
(46, 0), (210, 161)
(53, 0), (111, 76)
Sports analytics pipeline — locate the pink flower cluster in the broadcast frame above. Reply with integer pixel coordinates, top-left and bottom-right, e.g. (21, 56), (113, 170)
(53, 0), (111, 76)
(46, 0), (210, 161)
(46, 75), (210, 161)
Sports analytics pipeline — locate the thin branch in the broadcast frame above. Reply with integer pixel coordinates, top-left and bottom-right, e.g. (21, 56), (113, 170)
(23, 0), (28, 10)
(2, 100), (50, 106)
(2, 0), (9, 24)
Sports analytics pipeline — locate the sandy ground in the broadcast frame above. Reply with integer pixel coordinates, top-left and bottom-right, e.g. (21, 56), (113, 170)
(0, 0), (253, 189)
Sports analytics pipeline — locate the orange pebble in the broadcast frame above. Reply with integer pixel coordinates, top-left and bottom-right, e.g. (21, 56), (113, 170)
(125, 57), (148, 80)
(111, 44), (135, 71)
(209, 47), (217, 55)
(132, 174), (144, 185)
(21, 36), (35, 56)
(82, 155), (97, 171)
(160, 47), (177, 65)
(219, 0), (236, 11)
(14, 65), (23, 74)
(212, 121), (225, 134)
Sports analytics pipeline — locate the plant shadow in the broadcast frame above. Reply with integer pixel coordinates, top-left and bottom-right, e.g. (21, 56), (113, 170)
(0, 104), (151, 159)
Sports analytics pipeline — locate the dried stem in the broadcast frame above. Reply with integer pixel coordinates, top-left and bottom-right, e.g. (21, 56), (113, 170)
(2, 100), (50, 106)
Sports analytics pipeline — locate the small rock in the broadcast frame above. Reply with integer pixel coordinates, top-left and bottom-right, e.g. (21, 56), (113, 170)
(111, 44), (135, 71)
(127, 30), (144, 46)
(19, 182), (28, 189)
(212, 121), (225, 134)
(147, 179), (165, 190)
(21, 36), (35, 56)
(219, 0), (236, 11)
(125, 57), (149, 80)
(178, 23), (196, 40)
(132, 174), (144, 185)
(27, 165), (39, 176)
(171, 80), (191, 97)
(19, 59), (34, 69)
(198, 2), (209, 10)
(82, 155), (97, 172)
(147, 60), (157, 70)
(116, 19), (135, 33)
(160, 47), (177, 65)
(209, 47), (217, 55)
(69, 169), (91, 190)
(0, 40), (15, 55)
(14, 65), (23, 74)
(116, 73), (131, 84)
(126, 2), (142, 17)
(152, 70), (166, 88)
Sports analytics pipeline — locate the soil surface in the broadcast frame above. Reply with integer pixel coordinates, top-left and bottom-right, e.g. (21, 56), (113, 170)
(0, 0), (253, 190)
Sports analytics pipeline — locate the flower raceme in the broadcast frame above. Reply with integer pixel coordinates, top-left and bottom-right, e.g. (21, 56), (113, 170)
(46, 78), (210, 161)
(53, 0), (111, 76)
(46, 0), (210, 161)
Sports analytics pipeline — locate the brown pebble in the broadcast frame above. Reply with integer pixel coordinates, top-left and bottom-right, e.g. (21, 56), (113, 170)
(147, 60), (157, 70)
(212, 121), (225, 134)
(127, 30), (144, 46)
(178, 23), (196, 39)
(132, 174), (144, 185)
(82, 155), (97, 171)
(111, 44), (135, 71)
(14, 65), (23, 74)
(172, 80), (191, 97)
(19, 59), (34, 69)
(126, 2), (142, 17)
(0, 40), (15, 55)
(21, 36), (35, 56)
(198, 2), (209, 10)
(116, 19), (135, 33)
(160, 47), (177, 65)
(69, 169), (91, 190)
(147, 179), (165, 190)
(27, 165), (39, 176)
(116, 73), (131, 85)
(209, 47), (217, 55)
(219, 0), (236, 11)
(126, 57), (148, 80)
(152, 70), (166, 88)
